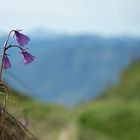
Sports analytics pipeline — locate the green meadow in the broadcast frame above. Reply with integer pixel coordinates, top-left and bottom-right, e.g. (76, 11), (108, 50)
(5, 60), (140, 140)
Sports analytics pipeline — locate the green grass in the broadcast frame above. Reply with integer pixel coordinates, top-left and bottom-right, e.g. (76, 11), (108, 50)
(3, 90), (72, 140)
(77, 61), (140, 140)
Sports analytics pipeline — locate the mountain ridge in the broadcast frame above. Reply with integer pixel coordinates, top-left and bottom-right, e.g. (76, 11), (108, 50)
(2, 34), (140, 106)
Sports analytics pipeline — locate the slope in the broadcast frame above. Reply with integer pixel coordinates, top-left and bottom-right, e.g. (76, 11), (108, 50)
(77, 60), (140, 140)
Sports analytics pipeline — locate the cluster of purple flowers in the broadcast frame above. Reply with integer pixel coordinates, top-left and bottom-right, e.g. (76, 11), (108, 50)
(2, 30), (35, 70)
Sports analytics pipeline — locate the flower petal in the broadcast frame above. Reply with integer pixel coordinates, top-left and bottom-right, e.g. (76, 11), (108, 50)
(3, 54), (11, 70)
(21, 51), (35, 64)
(14, 31), (30, 47)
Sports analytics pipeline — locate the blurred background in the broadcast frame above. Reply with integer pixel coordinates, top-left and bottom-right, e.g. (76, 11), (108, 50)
(0, 0), (140, 139)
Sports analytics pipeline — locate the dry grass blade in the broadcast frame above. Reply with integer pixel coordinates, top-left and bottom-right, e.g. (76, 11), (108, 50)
(0, 108), (38, 140)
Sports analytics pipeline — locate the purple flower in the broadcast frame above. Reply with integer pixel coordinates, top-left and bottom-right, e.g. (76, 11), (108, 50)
(21, 50), (35, 64)
(21, 118), (29, 127)
(3, 54), (11, 70)
(14, 31), (30, 47)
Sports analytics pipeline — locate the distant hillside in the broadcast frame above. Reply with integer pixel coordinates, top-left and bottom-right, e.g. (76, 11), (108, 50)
(2, 35), (140, 106)
(4, 60), (140, 140)
(77, 61), (140, 140)
(99, 60), (140, 100)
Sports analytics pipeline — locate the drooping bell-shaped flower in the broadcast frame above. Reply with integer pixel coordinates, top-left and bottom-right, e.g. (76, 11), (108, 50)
(14, 31), (30, 47)
(21, 50), (35, 64)
(3, 54), (11, 70)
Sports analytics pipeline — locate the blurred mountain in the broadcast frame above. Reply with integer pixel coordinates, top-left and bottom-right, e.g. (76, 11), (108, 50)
(2, 34), (140, 106)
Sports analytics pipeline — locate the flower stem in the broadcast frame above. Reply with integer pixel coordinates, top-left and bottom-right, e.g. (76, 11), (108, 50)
(0, 30), (14, 80)
(6, 45), (24, 51)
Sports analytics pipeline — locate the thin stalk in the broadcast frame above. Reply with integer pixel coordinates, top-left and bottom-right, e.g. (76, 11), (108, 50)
(0, 30), (14, 80)
(6, 45), (24, 51)
(3, 85), (8, 111)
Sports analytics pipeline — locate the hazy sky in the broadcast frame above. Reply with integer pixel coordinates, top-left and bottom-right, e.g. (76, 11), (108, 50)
(0, 0), (140, 36)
